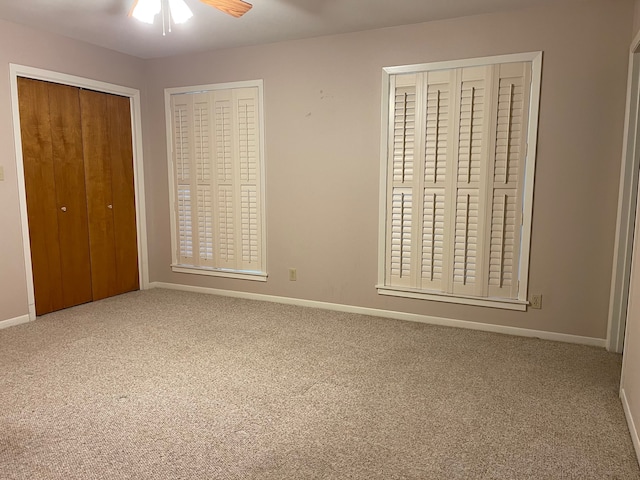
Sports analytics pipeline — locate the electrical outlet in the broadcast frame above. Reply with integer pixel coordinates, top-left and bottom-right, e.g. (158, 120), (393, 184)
(289, 268), (297, 281)
(530, 294), (543, 309)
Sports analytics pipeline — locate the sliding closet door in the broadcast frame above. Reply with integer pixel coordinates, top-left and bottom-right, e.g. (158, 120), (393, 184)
(18, 78), (93, 315)
(80, 90), (139, 300)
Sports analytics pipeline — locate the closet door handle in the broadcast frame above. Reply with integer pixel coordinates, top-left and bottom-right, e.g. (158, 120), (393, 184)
(60, 206), (67, 212)
(107, 204), (113, 209)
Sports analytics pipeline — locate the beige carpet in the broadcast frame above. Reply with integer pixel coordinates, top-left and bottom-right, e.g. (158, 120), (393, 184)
(0, 288), (638, 479)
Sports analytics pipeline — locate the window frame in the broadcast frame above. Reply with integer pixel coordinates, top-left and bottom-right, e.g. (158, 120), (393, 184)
(377, 52), (543, 310)
(164, 79), (268, 281)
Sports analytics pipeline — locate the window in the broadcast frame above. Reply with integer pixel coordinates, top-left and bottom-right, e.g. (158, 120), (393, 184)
(377, 53), (542, 310)
(166, 80), (267, 280)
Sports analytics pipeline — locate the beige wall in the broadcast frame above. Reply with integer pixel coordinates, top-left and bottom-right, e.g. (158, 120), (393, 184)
(143, 0), (634, 339)
(0, 19), (146, 322)
(634, 0), (640, 37)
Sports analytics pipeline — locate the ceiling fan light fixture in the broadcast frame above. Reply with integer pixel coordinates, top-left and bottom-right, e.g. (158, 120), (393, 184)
(168, 0), (193, 24)
(131, 0), (161, 24)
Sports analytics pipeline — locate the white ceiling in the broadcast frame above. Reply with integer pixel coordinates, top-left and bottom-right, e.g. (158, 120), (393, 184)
(0, 0), (563, 59)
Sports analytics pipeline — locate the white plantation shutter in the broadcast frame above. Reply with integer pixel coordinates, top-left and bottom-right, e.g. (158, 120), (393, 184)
(387, 74), (419, 287)
(486, 62), (532, 298)
(382, 58), (535, 304)
(212, 91), (236, 270)
(450, 66), (494, 296)
(234, 89), (262, 272)
(172, 95), (194, 264)
(169, 82), (265, 277)
(420, 70), (456, 291)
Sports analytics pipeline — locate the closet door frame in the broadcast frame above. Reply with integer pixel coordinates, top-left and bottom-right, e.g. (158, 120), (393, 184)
(9, 64), (149, 320)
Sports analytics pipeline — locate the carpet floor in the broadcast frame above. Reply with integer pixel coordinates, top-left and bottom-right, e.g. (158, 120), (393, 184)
(0, 288), (638, 479)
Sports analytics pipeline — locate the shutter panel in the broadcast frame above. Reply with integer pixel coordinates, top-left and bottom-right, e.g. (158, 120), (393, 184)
(171, 95), (195, 264)
(487, 62), (531, 298)
(212, 90), (236, 269)
(451, 66), (493, 296)
(420, 70), (455, 291)
(387, 74), (420, 287)
(194, 96), (214, 267)
(235, 88), (262, 272)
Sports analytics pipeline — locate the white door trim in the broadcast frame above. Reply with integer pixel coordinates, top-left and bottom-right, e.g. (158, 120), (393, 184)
(9, 64), (149, 320)
(607, 31), (640, 353)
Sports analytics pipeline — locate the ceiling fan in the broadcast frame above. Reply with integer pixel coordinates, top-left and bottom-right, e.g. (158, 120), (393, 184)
(130, 0), (252, 27)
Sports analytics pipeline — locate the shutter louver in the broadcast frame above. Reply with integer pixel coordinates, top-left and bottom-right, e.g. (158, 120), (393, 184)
(389, 188), (413, 286)
(194, 100), (211, 183)
(214, 98), (233, 184)
(392, 84), (416, 183)
(238, 98), (257, 182)
(488, 191), (517, 290)
(241, 186), (259, 267)
(424, 82), (450, 185)
(421, 189), (446, 289)
(217, 186), (235, 267)
(174, 102), (190, 183)
(457, 80), (485, 185)
(177, 185), (193, 261)
(197, 186), (214, 265)
(452, 190), (479, 292)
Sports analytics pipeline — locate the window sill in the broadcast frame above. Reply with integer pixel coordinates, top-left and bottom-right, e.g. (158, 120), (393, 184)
(172, 265), (268, 282)
(376, 286), (528, 311)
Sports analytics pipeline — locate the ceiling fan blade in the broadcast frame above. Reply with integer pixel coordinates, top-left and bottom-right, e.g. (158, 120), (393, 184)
(199, 0), (253, 18)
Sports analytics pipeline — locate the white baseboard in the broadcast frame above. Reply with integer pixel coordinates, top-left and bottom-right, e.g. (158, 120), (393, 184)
(0, 314), (31, 330)
(149, 282), (606, 347)
(621, 387), (640, 466)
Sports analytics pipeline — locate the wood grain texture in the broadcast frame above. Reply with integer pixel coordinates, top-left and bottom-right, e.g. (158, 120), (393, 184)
(49, 83), (94, 309)
(199, 0), (252, 18)
(81, 89), (118, 301)
(18, 78), (64, 316)
(106, 94), (139, 294)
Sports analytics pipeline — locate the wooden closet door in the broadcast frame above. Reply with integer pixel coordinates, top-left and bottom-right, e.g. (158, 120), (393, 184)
(80, 90), (139, 300)
(18, 78), (93, 315)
